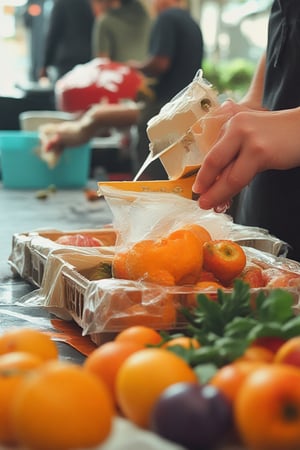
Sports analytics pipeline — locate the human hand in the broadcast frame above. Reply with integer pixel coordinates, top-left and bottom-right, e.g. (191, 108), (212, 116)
(192, 101), (300, 210)
(39, 120), (87, 154)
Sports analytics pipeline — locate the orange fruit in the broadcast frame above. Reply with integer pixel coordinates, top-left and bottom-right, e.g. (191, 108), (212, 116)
(186, 280), (223, 307)
(236, 345), (274, 364)
(83, 340), (144, 402)
(0, 352), (44, 445)
(120, 228), (204, 286)
(163, 336), (200, 350)
(239, 265), (266, 288)
(0, 327), (58, 362)
(209, 360), (267, 404)
(266, 272), (300, 288)
(235, 364), (300, 450)
(173, 224), (211, 245)
(99, 282), (176, 330)
(112, 251), (129, 279)
(196, 270), (220, 283)
(274, 336), (300, 367)
(115, 325), (162, 346)
(116, 347), (198, 428)
(12, 360), (115, 450)
(194, 280), (224, 290)
(203, 240), (246, 284)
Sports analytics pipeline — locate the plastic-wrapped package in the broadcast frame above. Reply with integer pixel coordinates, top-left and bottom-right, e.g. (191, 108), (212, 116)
(134, 70), (219, 181)
(98, 186), (233, 250)
(16, 186), (299, 341)
(55, 58), (143, 113)
(9, 228), (116, 287)
(147, 70), (218, 156)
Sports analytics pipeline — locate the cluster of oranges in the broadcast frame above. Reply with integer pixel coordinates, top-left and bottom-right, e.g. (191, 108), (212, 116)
(0, 327), (114, 450)
(2, 325), (300, 449)
(85, 326), (300, 450)
(0, 325), (203, 450)
(209, 337), (300, 450)
(113, 224), (247, 288)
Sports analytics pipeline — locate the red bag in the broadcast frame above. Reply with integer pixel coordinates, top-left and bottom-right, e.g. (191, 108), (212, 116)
(55, 58), (143, 113)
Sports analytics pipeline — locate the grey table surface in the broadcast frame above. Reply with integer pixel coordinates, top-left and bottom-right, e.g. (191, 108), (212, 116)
(0, 183), (113, 277)
(0, 183), (113, 362)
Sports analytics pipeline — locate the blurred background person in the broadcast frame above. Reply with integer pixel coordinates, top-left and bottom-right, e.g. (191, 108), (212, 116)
(128, 0), (204, 179)
(23, 0), (53, 82)
(39, 0), (95, 83)
(40, 0), (204, 180)
(92, 0), (151, 63)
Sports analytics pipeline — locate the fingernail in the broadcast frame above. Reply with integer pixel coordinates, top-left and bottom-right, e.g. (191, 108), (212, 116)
(199, 197), (212, 210)
(214, 200), (232, 213)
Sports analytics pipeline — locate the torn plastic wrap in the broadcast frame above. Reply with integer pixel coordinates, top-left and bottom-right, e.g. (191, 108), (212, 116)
(97, 185), (288, 256)
(134, 69), (219, 181)
(98, 186), (234, 250)
(147, 70), (219, 155)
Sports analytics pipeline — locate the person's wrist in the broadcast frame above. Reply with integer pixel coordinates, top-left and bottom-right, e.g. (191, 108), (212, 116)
(79, 114), (96, 141)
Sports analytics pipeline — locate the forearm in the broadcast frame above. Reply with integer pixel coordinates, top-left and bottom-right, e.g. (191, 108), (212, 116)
(79, 103), (141, 139)
(40, 103), (141, 153)
(239, 53), (267, 110)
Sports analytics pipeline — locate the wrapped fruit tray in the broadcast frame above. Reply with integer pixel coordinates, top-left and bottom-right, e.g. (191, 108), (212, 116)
(12, 229), (300, 346)
(9, 223), (286, 289)
(9, 228), (117, 287)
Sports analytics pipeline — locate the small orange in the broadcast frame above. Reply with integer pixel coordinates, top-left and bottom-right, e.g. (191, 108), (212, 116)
(203, 240), (246, 284)
(116, 347), (198, 428)
(274, 336), (300, 367)
(235, 364), (300, 450)
(236, 345), (274, 364)
(12, 360), (115, 450)
(266, 272), (300, 288)
(83, 340), (144, 402)
(112, 251), (129, 279)
(196, 270), (220, 283)
(186, 280), (223, 307)
(163, 336), (200, 350)
(115, 325), (162, 347)
(171, 224), (211, 245)
(121, 228), (204, 286)
(239, 265), (266, 288)
(99, 284), (176, 330)
(105, 299), (177, 329)
(194, 280), (224, 290)
(0, 352), (44, 445)
(0, 327), (58, 362)
(209, 360), (267, 404)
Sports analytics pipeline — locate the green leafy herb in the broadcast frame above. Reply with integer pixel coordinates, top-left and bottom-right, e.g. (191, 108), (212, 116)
(164, 279), (299, 369)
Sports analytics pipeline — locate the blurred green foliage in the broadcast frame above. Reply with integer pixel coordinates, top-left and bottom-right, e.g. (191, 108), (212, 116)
(202, 58), (256, 99)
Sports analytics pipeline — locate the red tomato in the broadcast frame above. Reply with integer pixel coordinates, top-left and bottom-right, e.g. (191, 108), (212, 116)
(55, 234), (102, 247)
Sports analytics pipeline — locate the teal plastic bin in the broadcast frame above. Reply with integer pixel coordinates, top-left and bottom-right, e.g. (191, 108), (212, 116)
(0, 131), (91, 189)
